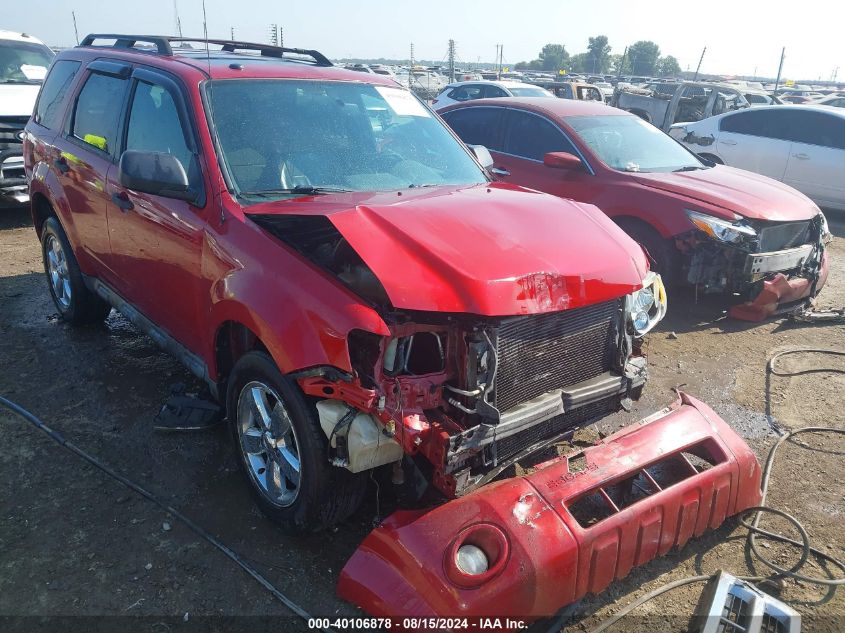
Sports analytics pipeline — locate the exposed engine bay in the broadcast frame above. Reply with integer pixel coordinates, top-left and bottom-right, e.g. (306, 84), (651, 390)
(250, 213), (664, 497)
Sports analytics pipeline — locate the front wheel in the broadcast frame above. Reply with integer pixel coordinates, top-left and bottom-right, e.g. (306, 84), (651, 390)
(616, 219), (679, 285)
(226, 351), (367, 533)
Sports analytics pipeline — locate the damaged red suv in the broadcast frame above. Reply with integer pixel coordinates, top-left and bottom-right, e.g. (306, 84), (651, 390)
(24, 36), (761, 622)
(440, 98), (831, 320)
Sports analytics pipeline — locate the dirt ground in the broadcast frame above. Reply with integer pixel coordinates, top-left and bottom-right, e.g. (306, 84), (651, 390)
(1, 205), (845, 633)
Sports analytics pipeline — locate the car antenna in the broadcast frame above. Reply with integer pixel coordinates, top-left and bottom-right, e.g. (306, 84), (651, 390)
(201, 0), (225, 224)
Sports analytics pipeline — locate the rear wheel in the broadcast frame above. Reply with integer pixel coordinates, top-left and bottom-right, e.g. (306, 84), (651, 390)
(41, 217), (111, 325)
(226, 351), (367, 533)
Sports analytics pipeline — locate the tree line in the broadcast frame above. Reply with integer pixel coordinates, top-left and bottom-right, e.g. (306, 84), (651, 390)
(515, 37), (682, 77)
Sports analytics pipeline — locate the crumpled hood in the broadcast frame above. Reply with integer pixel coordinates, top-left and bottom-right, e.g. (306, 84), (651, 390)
(632, 165), (819, 222)
(250, 183), (648, 315)
(0, 84), (39, 117)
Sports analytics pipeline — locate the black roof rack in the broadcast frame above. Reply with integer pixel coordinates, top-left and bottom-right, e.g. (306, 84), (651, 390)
(78, 34), (333, 67)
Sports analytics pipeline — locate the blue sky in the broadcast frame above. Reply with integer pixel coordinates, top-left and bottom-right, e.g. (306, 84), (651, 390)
(7, 0), (844, 81)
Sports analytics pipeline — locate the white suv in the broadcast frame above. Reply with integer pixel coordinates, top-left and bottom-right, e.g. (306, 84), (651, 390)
(0, 30), (53, 206)
(431, 80), (555, 111)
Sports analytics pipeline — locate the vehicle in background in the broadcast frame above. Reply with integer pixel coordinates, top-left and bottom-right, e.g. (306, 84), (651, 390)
(745, 91), (782, 106)
(814, 95), (845, 108)
(526, 80), (604, 102)
(440, 98), (830, 320)
(0, 30), (54, 206)
(612, 81), (749, 131)
(781, 94), (816, 104)
(592, 81), (614, 102)
(671, 104), (845, 212)
(394, 66), (447, 99)
(431, 80), (554, 109)
(368, 64), (395, 78)
(344, 63), (377, 74)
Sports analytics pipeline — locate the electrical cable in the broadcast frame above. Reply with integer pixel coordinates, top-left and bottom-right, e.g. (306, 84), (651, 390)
(0, 395), (335, 633)
(580, 348), (845, 632)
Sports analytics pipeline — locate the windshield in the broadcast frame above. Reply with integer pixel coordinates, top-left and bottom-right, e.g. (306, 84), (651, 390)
(509, 86), (554, 98)
(207, 79), (487, 199)
(567, 114), (704, 173)
(0, 40), (53, 84)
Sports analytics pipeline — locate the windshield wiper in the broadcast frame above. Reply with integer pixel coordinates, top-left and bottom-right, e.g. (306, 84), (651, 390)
(673, 165), (706, 172)
(239, 186), (351, 198)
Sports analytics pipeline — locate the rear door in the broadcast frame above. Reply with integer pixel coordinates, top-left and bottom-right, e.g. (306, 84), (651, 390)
(782, 109), (845, 208)
(105, 67), (207, 352)
(50, 60), (131, 280)
(714, 109), (793, 180)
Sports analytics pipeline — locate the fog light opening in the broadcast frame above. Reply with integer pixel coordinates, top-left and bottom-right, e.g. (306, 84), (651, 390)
(456, 544), (489, 575)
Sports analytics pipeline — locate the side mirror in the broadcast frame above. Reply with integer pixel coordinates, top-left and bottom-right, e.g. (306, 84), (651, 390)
(118, 150), (194, 202)
(544, 151), (583, 170)
(467, 144), (494, 169)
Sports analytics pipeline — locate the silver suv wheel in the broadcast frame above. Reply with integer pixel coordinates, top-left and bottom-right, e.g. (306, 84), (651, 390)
(45, 233), (71, 309)
(236, 381), (301, 508)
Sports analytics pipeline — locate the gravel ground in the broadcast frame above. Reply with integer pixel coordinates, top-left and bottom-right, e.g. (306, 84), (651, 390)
(1, 205), (844, 633)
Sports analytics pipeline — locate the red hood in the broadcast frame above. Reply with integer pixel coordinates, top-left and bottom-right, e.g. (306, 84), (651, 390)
(632, 165), (819, 222)
(248, 183), (648, 316)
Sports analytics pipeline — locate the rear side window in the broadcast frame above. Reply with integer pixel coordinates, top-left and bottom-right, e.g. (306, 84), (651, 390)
(447, 85), (483, 102)
(125, 80), (193, 172)
(34, 60), (81, 128)
(787, 111), (845, 149)
(503, 110), (575, 161)
(441, 107), (503, 151)
(482, 85), (508, 98)
(71, 72), (129, 154)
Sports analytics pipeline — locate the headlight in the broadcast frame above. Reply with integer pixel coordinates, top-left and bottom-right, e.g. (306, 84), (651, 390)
(687, 209), (756, 244)
(819, 211), (832, 244)
(628, 271), (667, 337)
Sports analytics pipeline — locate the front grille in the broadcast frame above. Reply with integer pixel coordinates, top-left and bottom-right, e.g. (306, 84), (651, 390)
(759, 221), (811, 252)
(494, 397), (618, 462)
(0, 116), (27, 151)
(494, 299), (619, 412)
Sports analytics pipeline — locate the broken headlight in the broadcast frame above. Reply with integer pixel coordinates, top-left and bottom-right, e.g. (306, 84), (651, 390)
(819, 211), (832, 245)
(687, 209), (757, 244)
(627, 271), (667, 337)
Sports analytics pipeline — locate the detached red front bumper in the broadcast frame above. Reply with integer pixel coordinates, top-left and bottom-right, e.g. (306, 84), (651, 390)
(338, 393), (762, 621)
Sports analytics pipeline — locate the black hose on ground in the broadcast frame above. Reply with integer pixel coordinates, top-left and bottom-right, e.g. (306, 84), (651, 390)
(0, 395), (335, 633)
(583, 348), (845, 633)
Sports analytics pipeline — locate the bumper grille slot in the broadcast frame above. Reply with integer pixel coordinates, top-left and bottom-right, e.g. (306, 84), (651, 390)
(494, 299), (619, 412)
(0, 116), (27, 151)
(759, 221), (811, 252)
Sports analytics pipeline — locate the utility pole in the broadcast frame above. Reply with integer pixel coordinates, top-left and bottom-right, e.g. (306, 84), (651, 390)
(230, 27), (235, 41)
(269, 24), (279, 47)
(447, 39), (456, 82)
(173, 0), (183, 37)
(71, 11), (80, 45)
(410, 42), (414, 67)
(279, 27), (284, 48)
(616, 46), (627, 81)
(774, 47), (785, 93)
(496, 44), (503, 79)
(693, 46), (706, 81)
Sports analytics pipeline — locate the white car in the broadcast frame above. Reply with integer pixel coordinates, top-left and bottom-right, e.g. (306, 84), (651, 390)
(431, 80), (555, 110)
(670, 105), (845, 211)
(814, 95), (845, 108)
(0, 30), (53, 206)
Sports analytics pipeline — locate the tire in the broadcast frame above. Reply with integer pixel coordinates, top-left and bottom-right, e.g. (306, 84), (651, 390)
(226, 351), (367, 533)
(41, 216), (111, 325)
(616, 219), (678, 285)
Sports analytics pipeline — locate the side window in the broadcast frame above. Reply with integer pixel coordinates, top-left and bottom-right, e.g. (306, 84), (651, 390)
(482, 85), (508, 98)
(34, 60), (81, 128)
(71, 72), (129, 154)
(673, 85), (712, 124)
(441, 107), (503, 151)
(125, 80), (193, 171)
(448, 85), (483, 102)
(503, 110), (576, 161)
(720, 109), (793, 141)
(787, 111), (845, 149)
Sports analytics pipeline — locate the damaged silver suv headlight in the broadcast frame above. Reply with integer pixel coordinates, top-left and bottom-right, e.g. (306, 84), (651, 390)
(686, 209), (756, 244)
(627, 271), (667, 337)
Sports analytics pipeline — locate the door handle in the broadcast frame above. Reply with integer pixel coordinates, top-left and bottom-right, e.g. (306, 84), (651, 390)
(53, 157), (70, 174)
(792, 153), (810, 160)
(490, 167), (511, 177)
(111, 191), (134, 211)
(719, 140), (737, 146)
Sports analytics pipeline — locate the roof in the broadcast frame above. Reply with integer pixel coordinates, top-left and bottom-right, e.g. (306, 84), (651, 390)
(0, 30), (47, 45)
(443, 79), (544, 90)
(439, 97), (628, 118)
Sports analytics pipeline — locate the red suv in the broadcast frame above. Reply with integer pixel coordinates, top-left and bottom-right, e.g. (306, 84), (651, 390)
(440, 98), (831, 320)
(23, 36), (761, 621)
